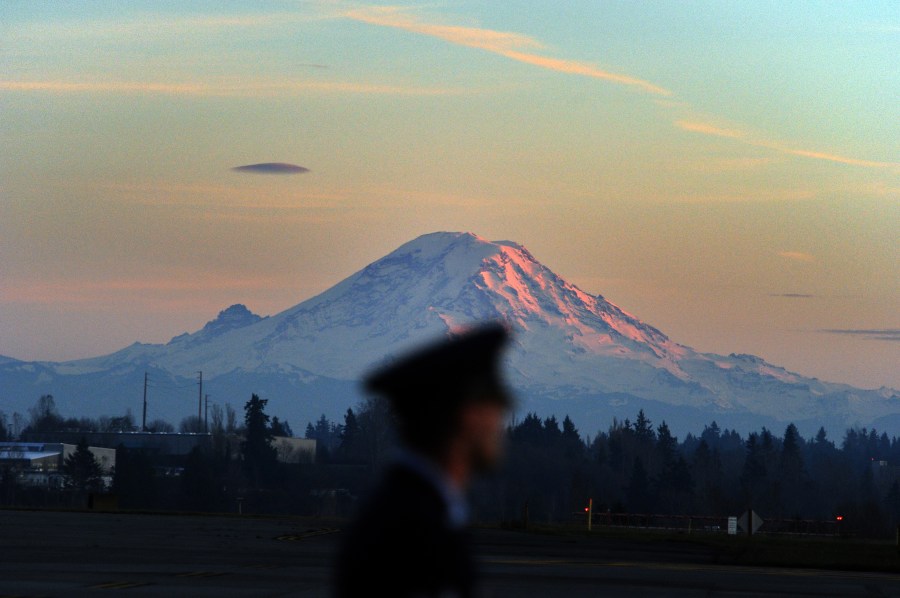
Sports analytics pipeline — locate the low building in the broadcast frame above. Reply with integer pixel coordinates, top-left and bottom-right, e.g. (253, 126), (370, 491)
(272, 436), (316, 464)
(0, 442), (116, 488)
(23, 431), (211, 456)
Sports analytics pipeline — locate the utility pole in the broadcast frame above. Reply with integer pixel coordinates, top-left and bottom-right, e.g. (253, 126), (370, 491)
(587, 498), (593, 532)
(204, 394), (209, 433)
(142, 372), (148, 432)
(197, 371), (203, 430)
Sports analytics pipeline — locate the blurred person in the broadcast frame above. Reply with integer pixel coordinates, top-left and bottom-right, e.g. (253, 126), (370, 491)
(334, 322), (513, 598)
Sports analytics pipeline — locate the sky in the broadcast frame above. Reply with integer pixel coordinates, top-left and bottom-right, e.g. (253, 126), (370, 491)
(1, 1), (897, 390)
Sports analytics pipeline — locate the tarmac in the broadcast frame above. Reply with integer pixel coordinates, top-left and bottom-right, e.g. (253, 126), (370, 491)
(3, 509), (900, 597)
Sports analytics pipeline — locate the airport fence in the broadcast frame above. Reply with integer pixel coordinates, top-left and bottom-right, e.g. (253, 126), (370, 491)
(581, 512), (840, 537)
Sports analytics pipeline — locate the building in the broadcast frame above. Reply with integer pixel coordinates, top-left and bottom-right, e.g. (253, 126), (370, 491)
(272, 436), (316, 464)
(0, 442), (116, 488)
(23, 431), (211, 456)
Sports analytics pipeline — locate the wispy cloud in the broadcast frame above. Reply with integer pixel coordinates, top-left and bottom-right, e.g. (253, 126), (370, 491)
(676, 121), (745, 140)
(663, 189), (817, 203)
(820, 329), (900, 342)
(683, 156), (775, 173)
(778, 251), (816, 263)
(90, 181), (345, 205)
(0, 79), (464, 97)
(1, 275), (277, 305)
(343, 6), (670, 96)
(232, 163), (310, 175)
(0, 80), (210, 95)
(9, 12), (335, 40)
(771, 293), (815, 299)
(676, 119), (900, 171)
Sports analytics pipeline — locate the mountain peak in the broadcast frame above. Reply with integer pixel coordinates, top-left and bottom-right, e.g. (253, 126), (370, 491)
(388, 231), (494, 259)
(166, 303), (266, 345)
(199, 304), (263, 337)
(2, 231), (896, 436)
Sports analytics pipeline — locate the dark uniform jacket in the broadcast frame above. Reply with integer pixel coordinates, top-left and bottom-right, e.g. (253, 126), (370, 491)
(334, 462), (476, 597)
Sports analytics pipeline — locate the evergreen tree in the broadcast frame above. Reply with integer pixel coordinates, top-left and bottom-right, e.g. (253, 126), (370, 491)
(627, 457), (652, 512)
(814, 426), (831, 448)
(777, 423), (807, 516)
(654, 422), (691, 513)
(740, 433), (766, 506)
(512, 413), (544, 445)
(63, 437), (104, 493)
(270, 416), (293, 438)
(338, 408), (363, 462)
(692, 439), (725, 514)
(241, 394), (278, 487)
(544, 415), (562, 447)
(656, 421), (677, 465)
(633, 410), (655, 444)
(700, 421), (722, 449)
(561, 415), (583, 461)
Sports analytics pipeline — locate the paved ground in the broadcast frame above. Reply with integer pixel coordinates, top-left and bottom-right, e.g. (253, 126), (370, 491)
(3, 509), (900, 597)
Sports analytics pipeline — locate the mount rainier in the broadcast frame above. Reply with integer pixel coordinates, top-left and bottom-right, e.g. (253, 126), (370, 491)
(1, 232), (896, 436)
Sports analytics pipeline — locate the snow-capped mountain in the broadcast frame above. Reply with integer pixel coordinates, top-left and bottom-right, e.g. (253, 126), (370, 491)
(1, 232), (897, 436)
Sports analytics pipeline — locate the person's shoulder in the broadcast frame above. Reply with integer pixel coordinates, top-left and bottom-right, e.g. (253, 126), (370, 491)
(334, 463), (455, 587)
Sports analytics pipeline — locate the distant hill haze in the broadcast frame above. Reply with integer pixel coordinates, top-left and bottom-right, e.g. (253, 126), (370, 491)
(1, 232), (897, 436)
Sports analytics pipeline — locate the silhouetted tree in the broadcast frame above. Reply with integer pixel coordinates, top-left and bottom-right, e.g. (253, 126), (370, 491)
(270, 416), (293, 438)
(25, 394), (64, 433)
(337, 408), (365, 463)
(627, 457), (651, 512)
(179, 416), (204, 433)
(98, 411), (136, 432)
(777, 423), (807, 516)
(63, 438), (104, 493)
(561, 415), (583, 461)
(634, 410), (655, 445)
(692, 439), (725, 514)
(146, 418), (174, 433)
(241, 394), (277, 487)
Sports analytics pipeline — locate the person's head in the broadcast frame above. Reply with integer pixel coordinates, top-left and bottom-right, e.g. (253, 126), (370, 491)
(452, 397), (508, 473)
(363, 322), (513, 470)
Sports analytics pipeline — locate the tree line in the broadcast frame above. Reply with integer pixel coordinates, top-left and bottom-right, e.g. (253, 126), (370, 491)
(4, 395), (900, 536)
(312, 404), (900, 537)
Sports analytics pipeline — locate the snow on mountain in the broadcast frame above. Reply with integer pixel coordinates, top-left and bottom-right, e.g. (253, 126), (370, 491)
(1, 231), (897, 435)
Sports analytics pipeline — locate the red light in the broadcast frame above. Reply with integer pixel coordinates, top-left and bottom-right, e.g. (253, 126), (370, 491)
(836, 516), (844, 521)
(584, 507), (589, 512)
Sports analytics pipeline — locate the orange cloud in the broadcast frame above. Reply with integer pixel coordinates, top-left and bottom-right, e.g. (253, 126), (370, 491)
(0, 80), (209, 95)
(0, 79), (462, 97)
(676, 119), (899, 171)
(344, 6), (544, 52)
(770, 146), (898, 169)
(1, 275), (280, 306)
(675, 120), (746, 140)
(343, 6), (671, 96)
(778, 251), (816, 263)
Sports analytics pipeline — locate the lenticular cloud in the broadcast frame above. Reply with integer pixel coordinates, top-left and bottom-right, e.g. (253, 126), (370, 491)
(231, 163), (309, 174)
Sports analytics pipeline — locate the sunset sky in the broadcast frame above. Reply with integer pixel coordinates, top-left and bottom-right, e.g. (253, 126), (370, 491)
(1, 1), (897, 389)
